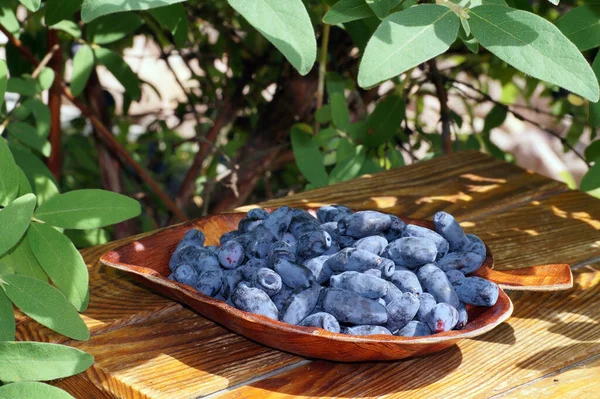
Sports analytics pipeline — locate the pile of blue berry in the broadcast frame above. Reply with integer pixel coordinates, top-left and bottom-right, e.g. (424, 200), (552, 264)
(168, 206), (499, 337)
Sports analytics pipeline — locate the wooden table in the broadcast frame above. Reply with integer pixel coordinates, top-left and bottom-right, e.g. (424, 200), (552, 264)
(21, 151), (600, 398)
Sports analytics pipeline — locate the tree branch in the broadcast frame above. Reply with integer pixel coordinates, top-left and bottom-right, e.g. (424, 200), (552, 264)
(0, 22), (188, 222)
(47, 31), (62, 182)
(314, 23), (330, 135)
(427, 59), (453, 154)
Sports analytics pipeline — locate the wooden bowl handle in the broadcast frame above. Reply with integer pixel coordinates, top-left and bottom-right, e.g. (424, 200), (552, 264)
(471, 264), (573, 291)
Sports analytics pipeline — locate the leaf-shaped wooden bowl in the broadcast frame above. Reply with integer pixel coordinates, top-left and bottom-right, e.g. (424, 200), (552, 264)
(100, 211), (573, 362)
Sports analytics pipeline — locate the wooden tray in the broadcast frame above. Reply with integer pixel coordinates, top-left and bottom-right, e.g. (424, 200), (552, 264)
(100, 212), (573, 362)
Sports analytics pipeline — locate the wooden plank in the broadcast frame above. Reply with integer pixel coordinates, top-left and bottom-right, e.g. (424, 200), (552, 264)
(210, 268), (600, 399)
(491, 355), (600, 398)
(252, 151), (567, 221)
(53, 373), (117, 399)
(65, 307), (303, 399)
(463, 190), (600, 270)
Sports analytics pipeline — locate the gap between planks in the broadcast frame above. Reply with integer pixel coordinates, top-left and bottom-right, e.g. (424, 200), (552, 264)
(488, 353), (600, 398)
(200, 359), (312, 399)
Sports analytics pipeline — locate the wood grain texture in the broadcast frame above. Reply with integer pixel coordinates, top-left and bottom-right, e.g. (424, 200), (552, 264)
(211, 268), (600, 399)
(251, 151), (567, 221)
(67, 308), (302, 399)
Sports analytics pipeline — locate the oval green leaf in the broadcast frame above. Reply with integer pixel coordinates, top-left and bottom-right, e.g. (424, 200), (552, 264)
(0, 289), (16, 341)
(290, 124), (329, 187)
(93, 47), (141, 100)
(358, 5), (460, 88)
(50, 20), (82, 38)
(10, 145), (59, 206)
(0, 194), (36, 258)
(38, 68), (55, 91)
(45, 0), (83, 26)
(556, 5), (600, 52)
(70, 45), (94, 97)
(81, 0), (185, 22)
(34, 189), (141, 229)
(7, 122), (51, 157)
(228, 0), (316, 75)
(17, 167), (32, 196)
(585, 140), (600, 163)
(0, 59), (7, 109)
(0, 139), (19, 207)
(363, 94), (405, 148)
(581, 162), (600, 193)
(0, 382), (75, 398)
(330, 93), (351, 132)
(469, 5), (600, 102)
(149, 3), (189, 47)
(2, 274), (89, 340)
(0, 6), (20, 39)
(366, 0), (391, 19)
(88, 12), (144, 44)
(0, 230), (48, 282)
(21, 98), (51, 139)
(28, 223), (89, 311)
(324, 0), (375, 24)
(6, 77), (39, 96)
(18, 0), (41, 12)
(0, 342), (93, 382)
(329, 146), (366, 184)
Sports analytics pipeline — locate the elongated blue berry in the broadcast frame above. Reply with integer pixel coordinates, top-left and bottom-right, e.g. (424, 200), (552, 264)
(433, 211), (469, 251)
(324, 248), (384, 273)
(171, 263), (198, 286)
(354, 235), (388, 255)
(417, 292), (437, 321)
(274, 258), (314, 289)
(252, 267), (282, 296)
(330, 271), (388, 299)
(231, 283), (278, 320)
(195, 267), (223, 296)
(281, 283), (321, 325)
(338, 211), (392, 238)
(342, 325), (392, 336)
(386, 292), (420, 332)
(425, 302), (459, 333)
(295, 230), (332, 262)
(389, 269), (423, 295)
(396, 320), (432, 337)
(262, 206), (293, 239)
(218, 240), (245, 269)
(322, 288), (388, 325)
(299, 312), (340, 333)
(383, 237), (437, 269)
(403, 224), (449, 258)
(454, 277), (499, 307)
(437, 251), (484, 274)
(303, 254), (333, 284)
(417, 263), (460, 308)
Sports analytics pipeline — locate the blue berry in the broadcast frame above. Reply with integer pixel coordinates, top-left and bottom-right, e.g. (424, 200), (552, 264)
(324, 248), (384, 273)
(416, 292), (436, 321)
(317, 205), (352, 223)
(433, 211), (469, 251)
(389, 269), (423, 295)
(268, 241), (296, 267)
(320, 222), (355, 248)
(383, 237), (437, 269)
(219, 269), (244, 298)
(282, 232), (297, 249)
(402, 224), (449, 258)
(453, 277), (499, 307)
(295, 230), (332, 262)
(384, 215), (406, 242)
(396, 320), (432, 337)
(364, 268), (382, 278)
(342, 325), (392, 336)
(218, 240), (245, 269)
(247, 208), (270, 220)
(329, 271), (389, 299)
(445, 269), (466, 285)
(464, 234), (486, 258)
(252, 267), (282, 296)
(271, 284), (294, 311)
(274, 258), (315, 290)
(231, 282), (278, 320)
(379, 258), (396, 278)
(220, 230), (241, 246)
(176, 229), (205, 251)
(280, 283), (321, 325)
(386, 292), (420, 332)
(354, 235), (388, 255)
(455, 302), (468, 329)
(437, 251), (484, 274)
(337, 211), (392, 238)
(169, 246), (218, 271)
(240, 258), (268, 280)
(171, 263), (199, 286)
(262, 206), (293, 239)
(321, 288), (388, 325)
(195, 267), (223, 296)
(302, 254), (333, 284)
(382, 281), (404, 305)
(425, 302), (459, 333)
(238, 217), (264, 233)
(416, 263), (460, 308)
(290, 221), (321, 239)
(299, 312), (340, 333)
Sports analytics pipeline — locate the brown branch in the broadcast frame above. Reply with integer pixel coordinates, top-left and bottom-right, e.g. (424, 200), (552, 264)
(449, 79), (591, 167)
(0, 22), (188, 222)
(427, 59), (453, 154)
(47, 31), (62, 182)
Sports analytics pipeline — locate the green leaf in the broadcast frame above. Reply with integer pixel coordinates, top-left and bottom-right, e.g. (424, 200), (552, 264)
(556, 5), (600, 51)
(0, 382), (75, 398)
(362, 94), (405, 148)
(358, 5), (460, 88)
(228, 0), (316, 75)
(581, 162), (600, 192)
(50, 20), (82, 39)
(329, 145), (366, 184)
(345, 16), (380, 52)
(0, 262), (14, 276)
(149, 3), (188, 47)
(313, 127), (338, 147)
(590, 53), (600, 128)
(469, 5), (600, 102)
(0, 59), (7, 110)
(6, 123), (51, 157)
(2, 274), (89, 340)
(0, 194), (36, 258)
(0, 231), (48, 282)
(17, 168), (32, 196)
(45, 0), (83, 25)
(315, 105), (332, 124)
(585, 140), (600, 163)
(22, 98), (51, 139)
(0, 5), (20, 39)
(10, 145), (59, 205)
(19, 0), (41, 12)
(483, 104), (507, 131)
(323, 0), (375, 24)
(6, 77), (39, 96)
(330, 93), (350, 131)
(290, 124), (329, 187)
(0, 342), (93, 382)
(34, 189), (141, 229)
(0, 289), (15, 341)
(0, 139), (19, 207)
(93, 47), (141, 101)
(28, 223), (89, 311)
(88, 12), (144, 44)
(458, 24), (479, 53)
(336, 137), (357, 163)
(38, 68), (55, 91)
(82, 0), (185, 22)
(366, 0), (391, 19)
(70, 45), (95, 96)
(452, 0), (508, 7)
(326, 72), (345, 97)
